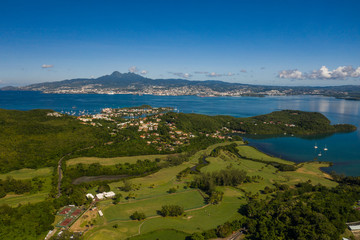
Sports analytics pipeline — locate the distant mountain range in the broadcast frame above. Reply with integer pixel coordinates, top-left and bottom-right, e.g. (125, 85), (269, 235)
(2, 71), (360, 99)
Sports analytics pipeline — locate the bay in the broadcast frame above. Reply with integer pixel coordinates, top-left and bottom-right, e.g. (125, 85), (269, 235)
(0, 91), (359, 176)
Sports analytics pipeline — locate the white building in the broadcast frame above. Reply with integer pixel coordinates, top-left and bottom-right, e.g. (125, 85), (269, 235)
(86, 193), (94, 200)
(104, 191), (116, 198)
(98, 210), (103, 217)
(96, 193), (105, 200)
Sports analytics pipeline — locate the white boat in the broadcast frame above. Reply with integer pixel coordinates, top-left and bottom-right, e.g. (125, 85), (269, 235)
(318, 152), (322, 157)
(314, 143), (318, 149)
(324, 145), (328, 151)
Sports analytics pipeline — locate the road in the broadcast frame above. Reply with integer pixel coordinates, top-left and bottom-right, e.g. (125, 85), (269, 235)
(56, 146), (94, 198)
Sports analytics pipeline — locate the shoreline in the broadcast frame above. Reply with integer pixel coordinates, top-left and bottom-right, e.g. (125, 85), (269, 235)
(246, 141), (334, 175)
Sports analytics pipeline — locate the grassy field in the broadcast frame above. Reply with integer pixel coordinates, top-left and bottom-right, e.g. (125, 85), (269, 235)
(203, 147), (336, 192)
(188, 141), (244, 164)
(0, 167), (53, 180)
(85, 187), (244, 240)
(101, 190), (205, 221)
(0, 167), (53, 207)
(237, 145), (294, 165)
(82, 141), (337, 239)
(0, 176), (52, 206)
(67, 154), (174, 166)
(129, 229), (189, 240)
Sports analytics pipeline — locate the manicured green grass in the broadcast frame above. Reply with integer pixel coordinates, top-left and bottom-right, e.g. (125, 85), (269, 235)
(85, 187), (244, 240)
(0, 167), (53, 180)
(86, 221), (140, 240)
(188, 141), (243, 164)
(202, 147), (336, 193)
(67, 154), (173, 166)
(237, 145), (294, 165)
(101, 190), (205, 221)
(129, 229), (189, 240)
(85, 164), (194, 201)
(139, 188), (244, 235)
(280, 162), (337, 188)
(83, 141), (337, 240)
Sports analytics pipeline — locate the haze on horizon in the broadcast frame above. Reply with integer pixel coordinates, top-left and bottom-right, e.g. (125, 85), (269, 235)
(0, 0), (359, 87)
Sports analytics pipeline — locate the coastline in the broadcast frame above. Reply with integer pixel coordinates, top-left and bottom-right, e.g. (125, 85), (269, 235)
(246, 141), (334, 175)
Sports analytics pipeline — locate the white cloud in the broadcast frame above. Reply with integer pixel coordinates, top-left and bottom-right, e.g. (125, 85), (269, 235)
(128, 66), (139, 73)
(278, 69), (304, 79)
(352, 67), (360, 77)
(207, 72), (222, 77)
(140, 70), (148, 75)
(171, 72), (192, 78)
(41, 64), (53, 68)
(278, 66), (360, 80)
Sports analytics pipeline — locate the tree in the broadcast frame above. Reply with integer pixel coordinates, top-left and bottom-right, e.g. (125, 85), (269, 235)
(130, 211), (146, 220)
(97, 183), (110, 193)
(189, 232), (205, 240)
(168, 187), (177, 193)
(208, 190), (224, 204)
(113, 193), (122, 204)
(126, 192), (136, 200)
(159, 205), (184, 217)
(120, 180), (132, 192)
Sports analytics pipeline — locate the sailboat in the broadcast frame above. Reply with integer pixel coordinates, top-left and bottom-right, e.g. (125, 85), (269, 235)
(324, 145), (328, 151)
(318, 152), (322, 157)
(314, 143), (318, 149)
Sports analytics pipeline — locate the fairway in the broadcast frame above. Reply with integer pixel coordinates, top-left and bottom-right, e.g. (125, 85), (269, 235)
(138, 188), (244, 235)
(0, 192), (49, 206)
(102, 190), (205, 221)
(67, 154), (173, 166)
(237, 145), (293, 165)
(82, 141), (338, 240)
(0, 167), (53, 180)
(85, 187), (244, 240)
(129, 229), (189, 240)
(202, 144), (337, 192)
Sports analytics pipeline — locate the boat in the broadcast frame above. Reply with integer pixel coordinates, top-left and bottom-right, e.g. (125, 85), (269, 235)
(318, 152), (322, 157)
(314, 143), (318, 149)
(324, 145), (328, 151)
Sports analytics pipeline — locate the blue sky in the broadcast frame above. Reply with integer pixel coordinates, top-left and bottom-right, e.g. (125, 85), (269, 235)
(0, 0), (359, 86)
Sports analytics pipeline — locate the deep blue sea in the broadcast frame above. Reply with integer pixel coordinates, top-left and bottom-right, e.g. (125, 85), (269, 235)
(1, 91), (359, 176)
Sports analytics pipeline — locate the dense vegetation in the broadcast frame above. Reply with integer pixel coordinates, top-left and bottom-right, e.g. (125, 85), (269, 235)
(0, 201), (55, 240)
(0, 109), (108, 173)
(0, 108), (355, 174)
(190, 169), (247, 193)
(190, 182), (360, 240)
(0, 177), (32, 197)
(0, 107), (358, 240)
(242, 183), (360, 240)
(130, 211), (146, 220)
(66, 160), (159, 180)
(159, 205), (184, 217)
(163, 110), (356, 135)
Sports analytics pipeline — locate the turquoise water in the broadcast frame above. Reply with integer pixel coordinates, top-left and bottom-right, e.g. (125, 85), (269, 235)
(1, 91), (359, 175)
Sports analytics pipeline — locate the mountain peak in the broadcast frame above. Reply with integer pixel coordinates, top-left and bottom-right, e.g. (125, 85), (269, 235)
(110, 71), (122, 77)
